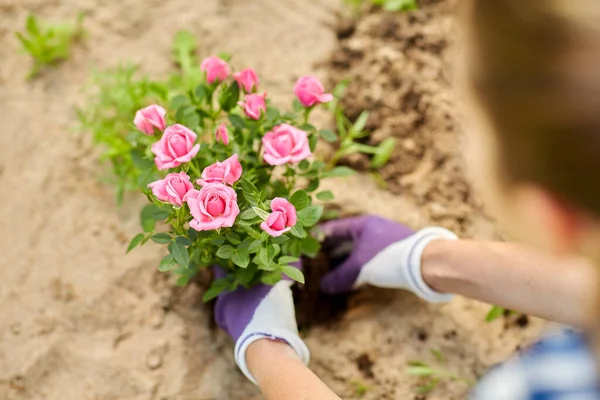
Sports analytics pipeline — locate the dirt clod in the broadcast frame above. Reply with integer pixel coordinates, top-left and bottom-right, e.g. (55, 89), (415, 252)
(355, 353), (375, 379)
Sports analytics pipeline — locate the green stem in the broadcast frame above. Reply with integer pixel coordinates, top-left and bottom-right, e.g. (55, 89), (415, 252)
(188, 161), (202, 178)
(303, 107), (311, 124)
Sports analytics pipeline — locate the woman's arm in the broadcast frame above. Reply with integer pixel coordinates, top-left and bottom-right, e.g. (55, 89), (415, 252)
(422, 239), (596, 327)
(248, 339), (341, 400)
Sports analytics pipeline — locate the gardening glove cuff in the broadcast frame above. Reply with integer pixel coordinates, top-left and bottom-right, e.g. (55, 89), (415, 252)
(355, 227), (459, 303)
(233, 280), (310, 385)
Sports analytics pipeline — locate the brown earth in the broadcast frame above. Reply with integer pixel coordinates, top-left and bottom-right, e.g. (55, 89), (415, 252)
(0, 0), (543, 399)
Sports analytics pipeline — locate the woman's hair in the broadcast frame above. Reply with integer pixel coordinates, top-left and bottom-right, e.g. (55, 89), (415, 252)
(465, 0), (600, 215)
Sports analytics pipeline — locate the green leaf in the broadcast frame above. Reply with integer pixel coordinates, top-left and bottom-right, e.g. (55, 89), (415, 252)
(292, 98), (304, 112)
(416, 382), (438, 395)
(272, 235), (290, 244)
(430, 349), (446, 364)
(322, 209), (341, 221)
(383, 0), (418, 12)
(252, 206), (271, 221)
(299, 160), (310, 170)
(151, 233), (172, 244)
(170, 94), (191, 109)
(241, 178), (261, 207)
(169, 241), (190, 267)
(216, 245), (235, 259)
(248, 239), (263, 254)
(300, 235), (321, 258)
(235, 264), (257, 285)
(211, 237), (226, 246)
(266, 107), (280, 123)
(278, 256), (300, 265)
(158, 254), (177, 271)
(226, 232), (241, 245)
(240, 208), (258, 220)
(258, 262), (279, 271)
(261, 271), (282, 285)
(299, 123), (315, 132)
(485, 305), (505, 322)
(306, 179), (319, 192)
(203, 278), (229, 302)
(290, 224), (307, 238)
(257, 246), (276, 265)
(172, 30), (197, 56)
(141, 204), (170, 232)
(188, 228), (199, 242)
(149, 83), (168, 100)
(319, 129), (338, 143)
(175, 236), (192, 246)
(408, 360), (429, 367)
(308, 133), (318, 152)
(127, 233), (145, 253)
(131, 149), (154, 170)
(372, 138), (396, 168)
(194, 84), (209, 102)
(316, 190), (334, 201)
(282, 265), (305, 284)
(350, 111), (369, 136)
(229, 114), (246, 130)
(232, 251), (250, 268)
(26, 14), (40, 36)
(175, 105), (200, 128)
(324, 166), (355, 178)
(289, 190), (309, 210)
(297, 205), (324, 227)
(219, 81), (241, 112)
(271, 243), (281, 257)
(406, 366), (435, 377)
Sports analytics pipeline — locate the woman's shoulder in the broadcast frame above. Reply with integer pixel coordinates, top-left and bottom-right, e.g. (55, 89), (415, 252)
(471, 328), (600, 399)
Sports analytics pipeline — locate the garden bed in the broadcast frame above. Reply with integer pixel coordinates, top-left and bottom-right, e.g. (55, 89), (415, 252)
(0, 0), (544, 399)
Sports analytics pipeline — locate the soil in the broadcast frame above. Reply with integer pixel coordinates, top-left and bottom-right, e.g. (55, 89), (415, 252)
(1, 0), (546, 399)
(293, 251), (350, 331)
(327, 0), (494, 238)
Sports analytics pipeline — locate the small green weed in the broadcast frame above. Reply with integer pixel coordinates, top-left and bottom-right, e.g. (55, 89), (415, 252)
(345, 0), (418, 14)
(350, 380), (370, 397)
(326, 80), (396, 170)
(407, 349), (474, 395)
(15, 13), (85, 79)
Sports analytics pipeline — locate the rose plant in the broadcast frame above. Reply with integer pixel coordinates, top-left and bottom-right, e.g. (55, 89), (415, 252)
(79, 30), (395, 300)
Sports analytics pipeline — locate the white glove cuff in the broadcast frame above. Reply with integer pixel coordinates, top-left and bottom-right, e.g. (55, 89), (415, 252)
(235, 328), (310, 385)
(405, 227), (458, 303)
(233, 280), (310, 385)
(356, 226), (458, 303)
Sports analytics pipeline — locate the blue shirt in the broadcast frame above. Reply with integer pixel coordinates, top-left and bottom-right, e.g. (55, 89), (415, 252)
(472, 329), (600, 399)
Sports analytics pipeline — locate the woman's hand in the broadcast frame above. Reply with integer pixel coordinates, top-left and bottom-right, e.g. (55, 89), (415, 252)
(319, 215), (458, 302)
(214, 267), (309, 384)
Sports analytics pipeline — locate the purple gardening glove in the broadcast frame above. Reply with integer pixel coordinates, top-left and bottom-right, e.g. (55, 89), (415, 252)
(214, 267), (309, 384)
(319, 215), (459, 302)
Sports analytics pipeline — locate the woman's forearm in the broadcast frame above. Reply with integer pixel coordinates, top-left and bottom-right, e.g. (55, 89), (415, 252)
(422, 239), (596, 327)
(247, 339), (341, 400)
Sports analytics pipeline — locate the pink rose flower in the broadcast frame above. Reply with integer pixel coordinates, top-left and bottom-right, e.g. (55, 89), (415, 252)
(134, 104), (166, 135)
(233, 68), (259, 93)
(147, 171), (193, 207)
(197, 154), (243, 186)
(200, 56), (230, 84)
(293, 76), (334, 107)
(260, 198), (297, 237)
(238, 92), (267, 120)
(151, 124), (200, 170)
(215, 123), (230, 145)
(262, 124), (312, 166)
(185, 183), (240, 231)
